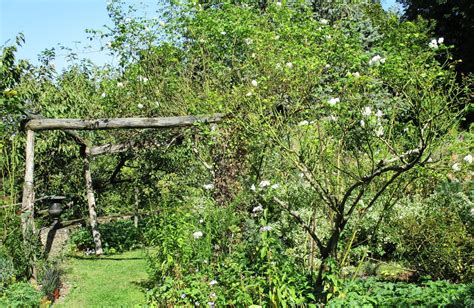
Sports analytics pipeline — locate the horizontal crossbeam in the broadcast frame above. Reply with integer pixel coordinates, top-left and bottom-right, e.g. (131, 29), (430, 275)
(25, 114), (225, 131)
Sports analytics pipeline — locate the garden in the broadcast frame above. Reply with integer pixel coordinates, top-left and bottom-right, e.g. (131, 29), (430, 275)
(1, 0), (473, 306)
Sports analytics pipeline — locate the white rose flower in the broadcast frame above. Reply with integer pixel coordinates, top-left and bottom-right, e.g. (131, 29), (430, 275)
(452, 163), (461, 172)
(137, 103), (144, 109)
(328, 97), (340, 106)
(463, 154), (473, 164)
(259, 180), (270, 188)
(250, 184), (256, 191)
(209, 280), (218, 286)
(438, 37), (444, 44)
(252, 205), (264, 213)
(193, 231), (203, 239)
(429, 39), (438, 49)
(251, 80), (258, 87)
(362, 106), (372, 116)
(203, 183), (214, 190)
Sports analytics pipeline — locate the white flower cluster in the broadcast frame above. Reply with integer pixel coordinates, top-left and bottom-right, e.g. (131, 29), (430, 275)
(193, 231), (203, 239)
(250, 180), (279, 192)
(369, 54), (386, 66)
(203, 183), (214, 190)
(428, 37), (444, 49)
(260, 225), (273, 232)
(328, 97), (340, 106)
(452, 154), (473, 172)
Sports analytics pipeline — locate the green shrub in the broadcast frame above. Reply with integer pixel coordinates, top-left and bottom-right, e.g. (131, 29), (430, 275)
(69, 219), (142, 254)
(0, 250), (15, 287)
(385, 187), (473, 282)
(0, 282), (42, 307)
(328, 278), (467, 307)
(39, 263), (61, 301)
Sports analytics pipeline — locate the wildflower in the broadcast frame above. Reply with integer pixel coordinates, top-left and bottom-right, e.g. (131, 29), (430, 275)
(260, 225), (273, 232)
(276, 1), (282, 6)
(137, 103), (144, 109)
(274, 35), (280, 40)
(463, 154), (473, 164)
(199, 219), (204, 223)
(101, 92), (106, 98)
(193, 231), (204, 239)
(195, 302), (200, 306)
(325, 64), (331, 69)
(360, 120), (365, 127)
(452, 163), (461, 172)
(270, 183), (280, 189)
(276, 63), (282, 69)
(369, 54), (386, 66)
(428, 39), (438, 49)
(362, 106), (372, 116)
(244, 38), (253, 45)
(251, 80), (258, 87)
(208, 302), (215, 307)
(259, 180), (270, 188)
(298, 120), (309, 126)
(328, 97), (340, 106)
(320, 19), (329, 25)
(329, 115), (338, 121)
(220, 31), (227, 35)
(352, 72), (361, 78)
(246, 91), (252, 97)
(117, 82), (124, 88)
(250, 184), (256, 191)
(181, 294), (187, 299)
(203, 183), (214, 190)
(253, 205), (263, 213)
(375, 125), (384, 137)
(251, 53), (256, 58)
(375, 109), (383, 118)
(438, 37), (444, 44)
(138, 75), (148, 83)
(209, 280), (218, 286)
(286, 62), (293, 68)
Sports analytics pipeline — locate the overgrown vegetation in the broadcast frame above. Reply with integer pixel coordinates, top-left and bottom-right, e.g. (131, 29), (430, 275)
(1, 0), (472, 306)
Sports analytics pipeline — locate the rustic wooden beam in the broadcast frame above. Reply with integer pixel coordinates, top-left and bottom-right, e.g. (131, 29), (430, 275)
(81, 146), (104, 256)
(20, 129), (37, 279)
(25, 114), (225, 131)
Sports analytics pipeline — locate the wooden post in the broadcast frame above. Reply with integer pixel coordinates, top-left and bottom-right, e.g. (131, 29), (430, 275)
(20, 129), (37, 279)
(81, 147), (104, 255)
(21, 129), (35, 237)
(134, 187), (139, 228)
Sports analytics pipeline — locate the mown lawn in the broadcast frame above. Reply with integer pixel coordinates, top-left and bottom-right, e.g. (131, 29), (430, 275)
(56, 249), (148, 307)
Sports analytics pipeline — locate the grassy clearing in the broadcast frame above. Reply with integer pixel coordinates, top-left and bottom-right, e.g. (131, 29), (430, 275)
(55, 249), (148, 307)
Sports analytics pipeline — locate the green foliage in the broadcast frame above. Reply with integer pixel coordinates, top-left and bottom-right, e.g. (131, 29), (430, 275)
(69, 220), (142, 254)
(385, 184), (473, 282)
(328, 278), (468, 307)
(0, 249), (15, 287)
(38, 262), (61, 301)
(0, 282), (42, 307)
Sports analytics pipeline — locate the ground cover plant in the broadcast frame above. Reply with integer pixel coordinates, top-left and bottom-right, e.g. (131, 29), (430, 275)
(0, 0), (472, 306)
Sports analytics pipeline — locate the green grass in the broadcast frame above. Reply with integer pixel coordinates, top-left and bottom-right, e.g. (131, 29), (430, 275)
(56, 249), (148, 307)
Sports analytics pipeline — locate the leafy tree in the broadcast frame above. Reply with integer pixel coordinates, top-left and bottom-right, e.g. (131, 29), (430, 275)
(398, 0), (474, 74)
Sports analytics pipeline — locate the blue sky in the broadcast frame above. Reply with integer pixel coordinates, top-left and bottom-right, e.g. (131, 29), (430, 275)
(1, 0), (399, 71)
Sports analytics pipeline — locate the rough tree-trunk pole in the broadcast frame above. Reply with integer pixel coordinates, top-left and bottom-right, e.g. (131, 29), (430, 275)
(134, 187), (139, 228)
(20, 129), (37, 279)
(81, 147), (104, 255)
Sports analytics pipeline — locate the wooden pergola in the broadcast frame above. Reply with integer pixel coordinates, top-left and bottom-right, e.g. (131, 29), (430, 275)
(21, 114), (224, 257)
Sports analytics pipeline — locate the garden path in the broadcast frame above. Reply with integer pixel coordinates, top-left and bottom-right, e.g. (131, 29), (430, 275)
(55, 249), (148, 307)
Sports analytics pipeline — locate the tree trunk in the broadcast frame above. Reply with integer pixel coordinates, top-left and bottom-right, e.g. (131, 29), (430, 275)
(134, 187), (139, 228)
(20, 129), (37, 279)
(82, 148), (104, 255)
